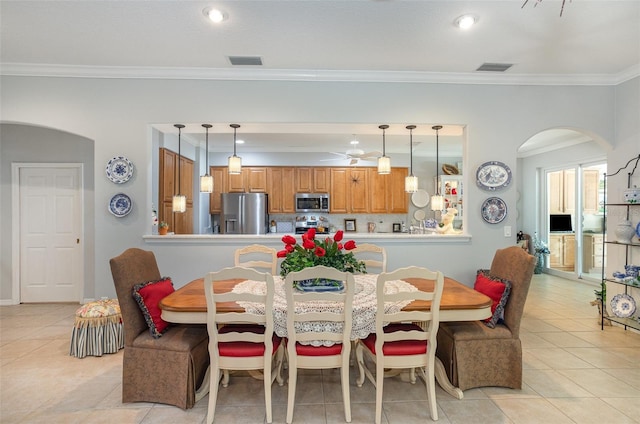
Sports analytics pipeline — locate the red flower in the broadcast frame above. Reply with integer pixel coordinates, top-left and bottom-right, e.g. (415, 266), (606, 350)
(314, 246), (326, 257)
(337, 242), (343, 250)
(306, 228), (316, 240)
(277, 250), (288, 258)
(302, 239), (316, 249)
(285, 244), (295, 253)
(333, 230), (344, 242)
(344, 240), (357, 250)
(282, 235), (297, 245)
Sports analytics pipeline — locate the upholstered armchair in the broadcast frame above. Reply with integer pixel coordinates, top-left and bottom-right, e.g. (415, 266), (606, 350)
(436, 246), (536, 391)
(109, 248), (209, 409)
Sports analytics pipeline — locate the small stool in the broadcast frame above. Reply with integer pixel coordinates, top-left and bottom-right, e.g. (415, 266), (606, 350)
(70, 298), (124, 358)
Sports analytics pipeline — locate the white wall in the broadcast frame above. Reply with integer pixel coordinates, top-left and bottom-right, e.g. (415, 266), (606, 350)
(1, 75), (633, 302)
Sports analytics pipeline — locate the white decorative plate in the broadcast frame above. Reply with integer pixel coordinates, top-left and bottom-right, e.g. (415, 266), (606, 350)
(106, 156), (134, 184)
(481, 197), (507, 224)
(109, 193), (132, 217)
(476, 161), (512, 191)
(413, 209), (427, 221)
(411, 189), (430, 208)
(610, 293), (636, 318)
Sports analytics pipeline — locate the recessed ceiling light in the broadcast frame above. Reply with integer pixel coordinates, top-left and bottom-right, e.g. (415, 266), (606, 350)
(350, 135), (359, 145)
(235, 139), (245, 144)
(203, 7), (227, 23)
(455, 14), (477, 30)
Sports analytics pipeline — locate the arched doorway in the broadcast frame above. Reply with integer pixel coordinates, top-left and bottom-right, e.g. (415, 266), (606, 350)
(518, 128), (609, 283)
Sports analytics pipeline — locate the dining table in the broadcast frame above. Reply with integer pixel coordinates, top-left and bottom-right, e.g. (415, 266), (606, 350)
(160, 273), (492, 400)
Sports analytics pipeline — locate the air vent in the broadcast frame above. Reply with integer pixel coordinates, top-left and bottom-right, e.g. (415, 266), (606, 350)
(228, 56), (263, 66)
(476, 63), (513, 72)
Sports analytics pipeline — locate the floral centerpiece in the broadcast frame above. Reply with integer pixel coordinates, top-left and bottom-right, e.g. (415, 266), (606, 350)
(277, 229), (366, 289)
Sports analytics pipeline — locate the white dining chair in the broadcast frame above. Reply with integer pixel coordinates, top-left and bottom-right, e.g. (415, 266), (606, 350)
(351, 243), (387, 273)
(234, 244), (278, 274)
(355, 266), (444, 423)
(284, 265), (355, 423)
(204, 266), (285, 424)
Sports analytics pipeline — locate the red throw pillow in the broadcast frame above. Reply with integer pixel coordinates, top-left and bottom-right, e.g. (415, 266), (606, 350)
(132, 277), (175, 338)
(474, 270), (511, 328)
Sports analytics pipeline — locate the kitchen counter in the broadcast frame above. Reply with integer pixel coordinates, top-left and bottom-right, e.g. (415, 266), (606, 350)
(143, 232), (471, 245)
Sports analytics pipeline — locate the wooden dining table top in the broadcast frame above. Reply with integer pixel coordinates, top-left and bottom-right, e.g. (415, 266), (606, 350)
(160, 275), (492, 318)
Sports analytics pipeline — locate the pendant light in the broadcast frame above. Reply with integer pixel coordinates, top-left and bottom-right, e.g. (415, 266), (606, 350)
(200, 124), (214, 193)
(377, 124), (391, 174)
(172, 124), (187, 213)
(430, 125), (445, 212)
(228, 124), (242, 174)
(405, 125), (418, 193)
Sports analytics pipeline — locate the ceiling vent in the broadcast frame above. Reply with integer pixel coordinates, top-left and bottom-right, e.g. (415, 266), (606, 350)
(476, 63), (513, 72)
(228, 56), (263, 66)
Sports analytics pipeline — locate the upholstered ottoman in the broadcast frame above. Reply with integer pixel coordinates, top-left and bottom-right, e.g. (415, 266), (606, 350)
(70, 298), (124, 358)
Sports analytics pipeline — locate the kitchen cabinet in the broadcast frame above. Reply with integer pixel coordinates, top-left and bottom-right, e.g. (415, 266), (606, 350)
(549, 233), (575, 270)
(210, 166), (267, 193)
(158, 147), (194, 234)
(268, 167), (296, 213)
(439, 175), (463, 220)
(583, 234), (605, 273)
(209, 167), (226, 214)
(329, 168), (370, 213)
(549, 169), (598, 214)
(368, 167), (409, 214)
(296, 167), (330, 193)
(246, 167), (267, 192)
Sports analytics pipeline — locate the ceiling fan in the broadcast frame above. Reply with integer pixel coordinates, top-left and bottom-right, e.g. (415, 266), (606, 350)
(321, 148), (382, 165)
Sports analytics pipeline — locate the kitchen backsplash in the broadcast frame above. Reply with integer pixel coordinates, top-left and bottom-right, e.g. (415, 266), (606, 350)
(269, 213), (409, 233)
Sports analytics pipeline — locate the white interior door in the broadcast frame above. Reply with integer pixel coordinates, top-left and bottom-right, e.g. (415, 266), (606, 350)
(19, 166), (83, 302)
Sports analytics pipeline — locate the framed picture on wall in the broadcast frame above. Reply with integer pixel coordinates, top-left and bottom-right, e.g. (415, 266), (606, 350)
(344, 219), (356, 232)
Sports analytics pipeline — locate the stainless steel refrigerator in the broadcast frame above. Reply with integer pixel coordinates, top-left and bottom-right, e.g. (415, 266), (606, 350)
(221, 193), (269, 234)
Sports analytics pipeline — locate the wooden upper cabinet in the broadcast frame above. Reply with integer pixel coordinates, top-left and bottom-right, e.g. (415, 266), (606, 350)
(227, 170), (246, 192)
(329, 168), (349, 213)
(209, 167), (226, 214)
(582, 169), (600, 214)
(159, 148), (176, 204)
(388, 167), (409, 213)
(368, 169), (388, 214)
(158, 147), (194, 234)
(246, 167), (267, 192)
(296, 168), (313, 192)
(268, 167), (295, 213)
(349, 168), (369, 213)
(313, 168), (330, 192)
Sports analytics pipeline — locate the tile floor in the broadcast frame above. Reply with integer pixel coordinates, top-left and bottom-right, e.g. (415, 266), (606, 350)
(1, 273), (640, 423)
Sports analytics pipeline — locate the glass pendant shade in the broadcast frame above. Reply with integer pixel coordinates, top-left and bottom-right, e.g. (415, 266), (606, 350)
(430, 194), (444, 211)
(228, 155), (242, 174)
(200, 174), (213, 193)
(405, 175), (418, 193)
(200, 123), (214, 193)
(377, 156), (391, 174)
(228, 124), (242, 174)
(172, 194), (186, 213)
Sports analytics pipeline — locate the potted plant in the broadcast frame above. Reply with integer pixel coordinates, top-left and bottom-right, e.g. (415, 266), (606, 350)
(158, 221), (169, 235)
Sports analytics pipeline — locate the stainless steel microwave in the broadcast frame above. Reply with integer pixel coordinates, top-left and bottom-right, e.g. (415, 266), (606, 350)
(295, 193), (330, 213)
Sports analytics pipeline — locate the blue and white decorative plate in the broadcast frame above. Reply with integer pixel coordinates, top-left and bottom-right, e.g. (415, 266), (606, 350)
(106, 156), (134, 184)
(109, 193), (132, 217)
(476, 161), (512, 191)
(636, 221), (640, 239)
(481, 197), (507, 224)
(610, 293), (636, 318)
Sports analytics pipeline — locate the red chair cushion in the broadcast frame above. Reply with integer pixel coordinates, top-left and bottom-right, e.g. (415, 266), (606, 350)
(362, 323), (427, 355)
(295, 342), (343, 356)
(218, 324), (281, 357)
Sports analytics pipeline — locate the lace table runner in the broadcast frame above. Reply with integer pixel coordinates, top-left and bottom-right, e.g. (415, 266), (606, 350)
(233, 274), (417, 346)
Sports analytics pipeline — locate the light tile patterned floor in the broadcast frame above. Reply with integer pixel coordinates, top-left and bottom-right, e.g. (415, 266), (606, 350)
(1, 274), (639, 423)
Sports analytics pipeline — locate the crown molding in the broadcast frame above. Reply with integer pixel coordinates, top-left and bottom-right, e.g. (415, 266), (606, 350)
(1, 63), (638, 86)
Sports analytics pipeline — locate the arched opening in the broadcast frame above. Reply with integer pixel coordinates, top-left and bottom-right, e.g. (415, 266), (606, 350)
(517, 128), (611, 283)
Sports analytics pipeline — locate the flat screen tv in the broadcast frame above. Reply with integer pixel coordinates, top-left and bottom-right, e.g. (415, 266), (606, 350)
(550, 214), (573, 232)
